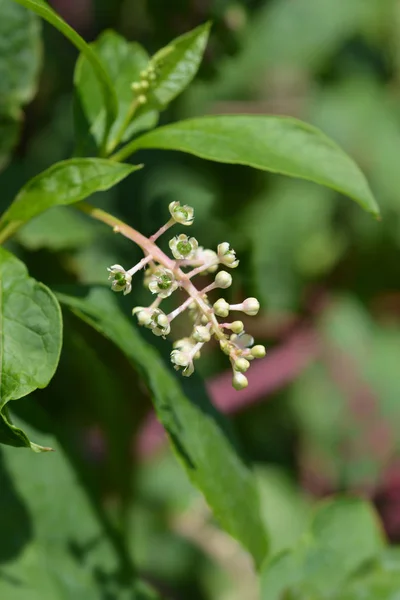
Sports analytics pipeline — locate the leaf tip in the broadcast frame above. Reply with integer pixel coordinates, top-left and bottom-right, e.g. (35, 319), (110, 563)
(30, 442), (54, 453)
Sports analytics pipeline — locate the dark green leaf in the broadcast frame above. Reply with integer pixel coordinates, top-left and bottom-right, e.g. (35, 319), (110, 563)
(57, 288), (269, 567)
(0, 0), (41, 106)
(11, 0), (118, 141)
(0, 0), (42, 169)
(114, 115), (379, 216)
(0, 418), (163, 598)
(0, 110), (21, 172)
(0, 248), (62, 450)
(74, 30), (157, 155)
(0, 158), (140, 239)
(260, 497), (384, 599)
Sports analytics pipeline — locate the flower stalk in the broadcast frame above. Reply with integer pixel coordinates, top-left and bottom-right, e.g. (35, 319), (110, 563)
(77, 200), (265, 390)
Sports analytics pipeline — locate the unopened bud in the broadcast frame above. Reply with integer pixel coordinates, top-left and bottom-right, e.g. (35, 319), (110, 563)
(251, 344), (266, 358)
(213, 298), (230, 317)
(215, 270), (232, 289)
(232, 372), (248, 390)
(230, 321), (244, 334)
(242, 297), (260, 316)
(234, 357), (250, 373)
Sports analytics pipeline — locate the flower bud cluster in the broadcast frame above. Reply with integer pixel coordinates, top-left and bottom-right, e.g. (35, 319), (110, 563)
(106, 201), (265, 390)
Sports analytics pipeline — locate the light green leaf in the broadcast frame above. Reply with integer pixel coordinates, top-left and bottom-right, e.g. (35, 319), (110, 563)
(0, 418), (163, 598)
(114, 115), (379, 216)
(16, 206), (95, 251)
(57, 288), (269, 567)
(0, 248), (62, 450)
(0, 158), (140, 239)
(260, 497), (384, 599)
(142, 22), (211, 112)
(11, 0), (118, 141)
(74, 30), (157, 155)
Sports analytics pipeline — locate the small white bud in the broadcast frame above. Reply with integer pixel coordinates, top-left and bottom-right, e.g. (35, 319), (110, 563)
(232, 372), (248, 390)
(230, 321), (244, 334)
(192, 325), (211, 343)
(213, 298), (230, 318)
(215, 270), (232, 289)
(140, 80), (150, 90)
(131, 81), (141, 91)
(137, 94), (147, 105)
(234, 357), (250, 373)
(242, 297), (260, 316)
(251, 344), (266, 358)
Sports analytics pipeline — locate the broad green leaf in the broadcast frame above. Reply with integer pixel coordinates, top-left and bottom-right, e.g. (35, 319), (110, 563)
(74, 30), (158, 156)
(0, 0), (41, 169)
(0, 110), (21, 172)
(11, 0), (118, 141)
(57, 288), (269, 567)
(0, 248), (62, 450)
(260, 497), (384, 599)
(16, 207), (94, 251)
(0, 0), (41, 106)
(0, 418), (163, 599)
(0, 158), (140, 239)
(142, 22), (211, 112)
(114, 115), (379, 216)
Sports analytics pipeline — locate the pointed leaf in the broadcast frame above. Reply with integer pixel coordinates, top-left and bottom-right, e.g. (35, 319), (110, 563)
(142, 22), (211, 112)
(0, 248), (62, 450)
(0, 158), (140, 238)
(116, 115), (379, 216)
(58, 288), (269, 567)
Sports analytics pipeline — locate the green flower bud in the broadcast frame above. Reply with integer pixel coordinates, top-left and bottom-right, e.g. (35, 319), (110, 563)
(251, 344), (266, 358)
(232, 372), (248, 390)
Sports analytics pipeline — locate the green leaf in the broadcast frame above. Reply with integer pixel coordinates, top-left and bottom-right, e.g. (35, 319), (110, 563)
(0, 0), (41, 107)
(142, 22), (211, 112)
(114, 115), (379, 216)
(0, 0), (42, 169)
(260, 497), (384, 599)
(0, 417), (163, 598)
(57, 288), (269, 567)
(16, 207), (95, 251)
(11, 0), (118, 141)
(0, 248), (62, 450)
(0, 158), (140, 239)
(0, 110), (21, 172)
(74, 30), (157, 155)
